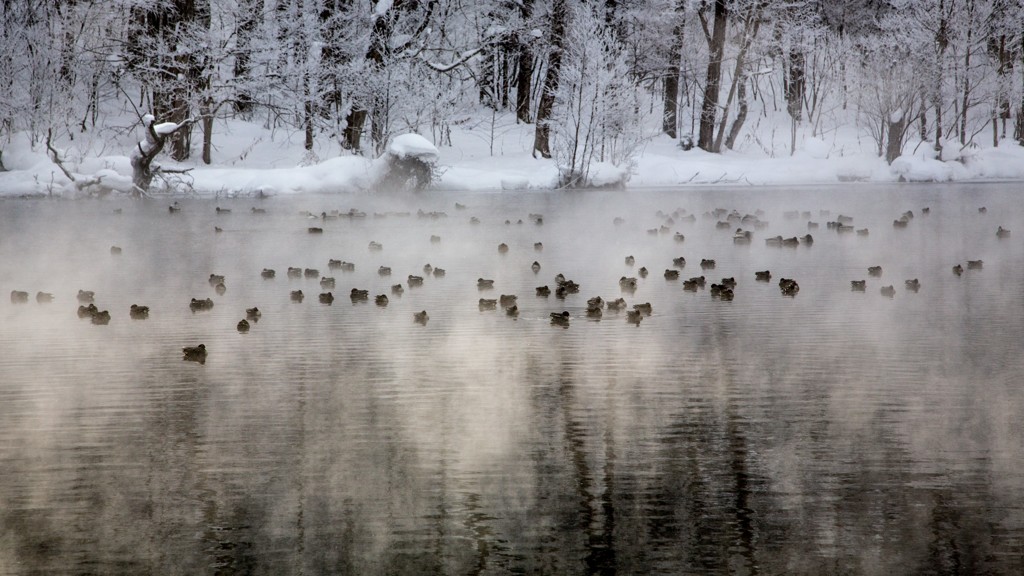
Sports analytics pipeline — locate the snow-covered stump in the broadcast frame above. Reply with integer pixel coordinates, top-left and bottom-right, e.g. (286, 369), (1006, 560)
(371, 134), (439, 191)
(130, 114), (192, 196)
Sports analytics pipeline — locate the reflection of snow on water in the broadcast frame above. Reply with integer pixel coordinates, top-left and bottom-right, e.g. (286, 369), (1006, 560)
(0, 184), (1022, 573)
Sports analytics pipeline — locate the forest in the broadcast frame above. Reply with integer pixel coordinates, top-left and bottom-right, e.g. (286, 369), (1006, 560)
(2, 0), (1023, 190)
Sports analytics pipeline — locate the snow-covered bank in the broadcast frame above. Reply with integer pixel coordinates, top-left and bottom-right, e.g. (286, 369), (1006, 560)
(4, 119), (1024, 198)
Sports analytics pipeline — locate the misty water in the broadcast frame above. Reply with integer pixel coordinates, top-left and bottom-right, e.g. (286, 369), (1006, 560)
(1, 183), (1023, 575)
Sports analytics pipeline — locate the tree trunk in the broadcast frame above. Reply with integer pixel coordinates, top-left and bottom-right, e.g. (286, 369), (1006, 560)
(933, 0), (948, 154)
(725, 79), (747, 150)
(233, 0), (263, 114)
(713, 10), (758, 153)
(785, 46), (805, 156)
(662, 3), (684, 138)
(532, 0), (567, 159)
(515, 0), (534, 124)
(698, 0), (727, 152)
(886, 115), (905, 164)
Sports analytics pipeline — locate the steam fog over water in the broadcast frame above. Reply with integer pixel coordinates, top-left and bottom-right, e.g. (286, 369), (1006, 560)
(1, 184), (1023, 574)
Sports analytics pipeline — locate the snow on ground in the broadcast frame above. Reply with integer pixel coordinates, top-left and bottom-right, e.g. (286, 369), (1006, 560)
(3, 111), (1024, 198)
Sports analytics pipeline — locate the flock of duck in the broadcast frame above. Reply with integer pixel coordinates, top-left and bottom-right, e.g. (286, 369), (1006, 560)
(6, 201), (1010, 364)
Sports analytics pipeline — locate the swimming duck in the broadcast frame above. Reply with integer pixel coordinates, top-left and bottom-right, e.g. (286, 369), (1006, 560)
(304, 268), (319, 278)
(168, 203), (181, 213)
(455, 203), (467, 210)
(90, 310), (111, 325)
(587, 296), (604, 309)
(755, 270), (771, 282)
(633, 302), (653, 315)
(779, 278), (800, 296)
(638, 267), (649, 278)
(36, 291), (54, 303)
(586, 305), (602, 319)
(429, 235), (442, 244)
(850, 280), (867, 291)
(478, 278), (495, 289)
(534, 242), (544, 251)
(780, 237), (799, 247)
(130, 304), (150, 319)
(710, 283), (725, 296)
(320, 292), (335, 304)
(422, 263), (434, 274)
(237, 319), (250, 332)
(922, 207), (930, 214)
(10, 290), (29, 303)
(479, 298), (497, 310)
(470, 216), (481, 225)
(77, 290), (95, 303)
(868, 266), (882, 277)
(664, 269), (680, 280)
(78, 304), (98, 318)
(801, 234), (814, 245)
(647, 228), (659, 236)
(967, 260), (983, 270)
(246, 307), (261, 320)
(536, 285), (551, 297)
(606, 298), (627, 311)
(807, 221), (819, 229)
(414, 310), (429, 324)
(880, 285), (896, 298)
(532, 261), (542, 273)
(251, 207), (266, 214)
(216, 206), (231, 214)
(215, 282), (227, 295)
(682, 279), (700, 291)
(328, 259), (343, 270)
(190, 297), (214, 311)
(733, 229), (752, 243)
(290, 290), (304, 302)
(625, 255), (635, 266)
(182, 344), (206, 363)
(308, 227), (323, 234)
(506, 304), (519, 317)
(408, 275), (424, 287)
(498, 243), (509, 253)
(856, 228), (869, 236)
(550, 311), (570, 326)
(721, 277), (736, 288)
(110, 246), (122, 255)
(613, 217), (625, 225)
(674, 257), (688, 268)
(262, 268), (276, 279)
(320, 277), (336, 289)
(892, 219), (908, 228)
(715, 221), (731, 230)
(209, 274), (225, 286)
(499, 294), (518, 308)
(765, 236), (784, 247)
(905, 279), (921, 292)
(997, 226), (1011, 238)
(953, 264), (963, 276)
(978, 207), (987, 213)
(287, 267), (303, 278)
(368, 241), (383, 251)
(433, 268), (446, 278)
(349, 289), (368, 301)
(378, 266), (392, 277)
(375, 294), (389, 306)
(674, 232), (686, 243)
(391, 284), (404, 295)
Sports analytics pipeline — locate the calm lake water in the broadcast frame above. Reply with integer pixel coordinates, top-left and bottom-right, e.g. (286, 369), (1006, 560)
(1, 184), (1023, 575)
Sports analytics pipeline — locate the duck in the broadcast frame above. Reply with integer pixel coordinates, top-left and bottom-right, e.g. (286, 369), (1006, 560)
(469, 216), (481, 225)
(368, 241), (383, 251)
(534, 242), (544, 251)
(997, 226), (1011, 238)
(408, 275), (424, 287)
(391, 284), (404, 295)
(557, 279), (580, 293)
(261, 268), (276, 279)
(190, 297), (214, 311)
(215, 206), (231, 214)
(880, 285), (896, 298)
(308, 226), (324, 234)
(710, 283), (725, 297)
(625, 310), (643, 325)
(36, 291), (54, 303)
(290, 290), (304, 302)
(550, 311), (571, 326)
(78, 304), (98, 318)
(328, 259), (343, 270)
(664, 269), (680, 280)
(779, 278), (800, 296)
(477, 278), (495, 289)
(531, 261), (542, 273)
(718, 288), (735, 301)
(715, 221), (731, 230)
(430, 235), (442, 243)
(77, 290), (95, 303)
(209, 274), (226, 286)
(433, 268), (446, 278)
(856, 228), (869, 236)
(647, 228), (659, 236)
(586, 305), (602, 319)
(868, 266), (882, 277)
(506, 304), (520, 317)
(637, 267), (649, 278)
(625, 255), (635, 266)
(90, 310), (111, 325)
(237, 319), (250, 332)
(905, 279), (921, 292)
(682, 278), (701, 291)
(251, 207), (266, 214)
(130, 304), (150, 319)
(479, 298), (497, 310)
(953, 264), (964, 276)
(699, 258), (715, 269)
(214, 282), (227, 295)
(807, 221), (819, 229)
(721, 277), (736, 288)
(10, 290), (29, 303)
(320, 292), (335, 304)
(110, 245), (122, 255)
(246, 307), (261, 320)
(498, 243), (509, 253)
(349, 289), (368, 301)
(765, 235), (784, 247)
(499, 294), (518, 308)
(168, 203), (181, 213)
(782, 236), (800, 247)
(414, 310), (429, 324)
(978, 206), (987, 213)
(378, 266), (392, 277)
(850, 280), (867, 291)
(801, 234), (814, 245)
(375, 294), (389, 306)
(287, 267), (303, 278)
(674, 257), (688, 268)
(892, 218), (908, 229)
(182, 344), (206, 363)
(633, 302), (653, 315)
(536, 285), (551, 297)
(674, 232), (686, 243)
(733, 229), (752, 243)
(587, 296), (604, 309)
(304, 268), (320, 278)
(967, 260), (983, 270)
(606, 298), (627, 311)
(755, 270), (771, 282)
(320, 277), (336, 289)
